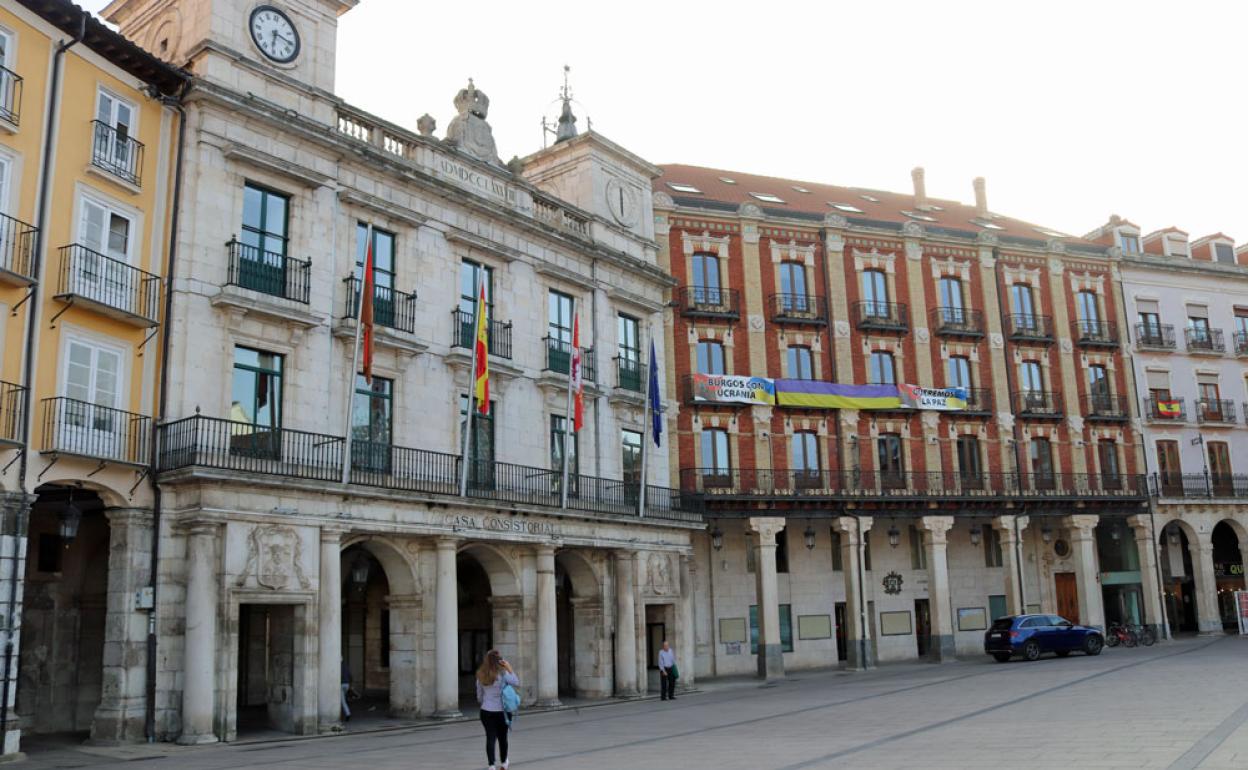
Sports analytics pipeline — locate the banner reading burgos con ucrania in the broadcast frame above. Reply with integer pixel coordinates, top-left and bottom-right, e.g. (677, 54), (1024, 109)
(690, 373), (777, 405)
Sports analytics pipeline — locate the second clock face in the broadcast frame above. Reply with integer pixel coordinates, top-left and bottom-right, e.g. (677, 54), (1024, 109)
(250, 5), (300, 64)
(606, 178), (639, 227)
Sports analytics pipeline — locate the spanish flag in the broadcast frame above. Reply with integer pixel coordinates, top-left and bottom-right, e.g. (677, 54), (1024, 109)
(473, 281), (489, 415)
(570, 315), (584, 432)
(1157, 399), (1182, 418)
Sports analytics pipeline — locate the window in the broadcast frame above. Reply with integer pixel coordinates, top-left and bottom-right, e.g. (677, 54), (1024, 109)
(830, 202), (863, 213)
(459, 260), (493, 317)
(548, 290), (574, 346)
(791, 431), (820, 479)
(1188, 308), (1212, 340)
(238, 183), (290, 296)
(749, 192), (785, 204)
(0, 152), (10, 216)
(76, 196), (135, 305)
(1236, 312), (1248, 339)
(61, 336), (123, 452)
(1120, 233), (1140, 253)
(831, 530), (843, 571)
(779, 261), (809, 313)
(1012, 283), (1036, 321)
(1209, 441), (1233, 495)
(622, 429), (642, 483)
(1098, 439), (1120, 479)
(1076, 291), (1100, 323)
(984, 528), (1003, 568)
(696, 340), (726, 375)
(1020, 360), (1043, 392)
(787, 345), (814, 380)
(869, 351), (895, 385)
(1199, 380), (1221, 403)
(1138, 307), (1162, 338)
(947, 356), (971, 389)
(749, 604), (793, 654)
(956, 436), (981, 481)
(909, 525), (926, 570)
(355, 224), (396, 323)
(938, 277), (964, 323)
(94, 88), (136, 175)
(775, 528), (789, 574)
(877, 433), (903, 485)
(231, 347), (282, 428)
(1088, 364), (1108, 396)
(550, 414), (579, 477)
(1029, 438), (1054, 482)
(666, 182), (702, 194)
(1215, 243), (1235, 264)
(617, 314), (642, 391)
(863, 531), (872, 571)
(459, 394), (494, 486)
(1156, 440), (1181, 493)
(351, 375), (392, 472)
(691, 252), (722, 306)
(861, 270), (888, 314)
(701, 428), (730, 482)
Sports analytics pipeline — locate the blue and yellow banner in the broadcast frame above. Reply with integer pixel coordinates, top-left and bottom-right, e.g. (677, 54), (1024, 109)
(775, 381), (901, 410)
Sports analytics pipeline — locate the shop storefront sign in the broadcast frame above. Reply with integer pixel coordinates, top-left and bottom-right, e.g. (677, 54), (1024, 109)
(1214, 562), (1245, 578)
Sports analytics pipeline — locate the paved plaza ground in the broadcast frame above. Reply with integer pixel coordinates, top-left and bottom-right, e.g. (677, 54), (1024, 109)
(15, 635), (1248, 769)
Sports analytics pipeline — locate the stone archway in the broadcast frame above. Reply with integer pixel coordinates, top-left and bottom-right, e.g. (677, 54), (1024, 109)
(456, 543), (522, 707)
(555, 550), (608, 698)
(1158, 518), (1206, 633)
(1212, 520), (1246, 630)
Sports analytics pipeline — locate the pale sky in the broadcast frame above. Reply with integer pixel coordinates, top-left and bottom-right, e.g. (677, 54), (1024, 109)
(86, 0), (1246, 241)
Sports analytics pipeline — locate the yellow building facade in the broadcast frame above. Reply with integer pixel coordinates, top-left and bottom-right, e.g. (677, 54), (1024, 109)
(0, 0), (183, 753)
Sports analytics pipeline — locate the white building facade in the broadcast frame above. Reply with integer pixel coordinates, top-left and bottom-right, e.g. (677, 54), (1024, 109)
(92, 0), (699, 745)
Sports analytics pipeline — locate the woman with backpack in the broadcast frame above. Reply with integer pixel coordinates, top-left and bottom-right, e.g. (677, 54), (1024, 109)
(475, 649), (519, 770)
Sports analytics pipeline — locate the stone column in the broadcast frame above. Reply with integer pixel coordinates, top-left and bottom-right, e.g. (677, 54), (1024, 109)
(678, 554), (695, 689)
(316, 527), (344, 730)
(0, 492), (33, 757)
(992, 515), (1026, 616)
(1064, 515), (1105, 630)
(1127, 515), (1165, 638)
(433, 537), (461, 718)
(385, 595), (422, 717)
(918, 516), (956, 662)
(748, 517), (785, 680)
(179, 522), (220, 745)
(613, 551), (638, 696)
(91, 508), (154, 744)
(535, 545), (559, 706)
(833, 516), (874, 670)
(1190, 534), (1223, 635)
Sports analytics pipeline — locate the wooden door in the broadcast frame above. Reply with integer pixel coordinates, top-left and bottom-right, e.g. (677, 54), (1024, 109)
(1209, 441), (1233, 495)
(1055, 572), (1080, 625)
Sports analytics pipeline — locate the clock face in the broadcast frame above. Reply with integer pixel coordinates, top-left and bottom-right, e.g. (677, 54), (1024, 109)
(249, 5), (300, 63)
(606, 178), (639, 227)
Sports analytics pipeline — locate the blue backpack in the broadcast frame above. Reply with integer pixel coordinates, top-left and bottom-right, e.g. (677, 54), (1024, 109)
(500, 679), (521, 721)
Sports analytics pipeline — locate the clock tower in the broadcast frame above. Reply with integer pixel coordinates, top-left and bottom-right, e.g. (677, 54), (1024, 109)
(102, 0), (356, 102)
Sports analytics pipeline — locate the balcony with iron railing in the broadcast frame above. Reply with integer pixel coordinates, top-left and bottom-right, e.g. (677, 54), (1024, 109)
(451, 308), (513, 359)
(770, 293), (827, 324)
(1005, 314), (1053, 342)
(0, 211), (37, 285)
(1184, 327), (1225, 354)
(853, 301), (908, 332)
(678, 468), (1147, 501)
(1152, 472), (1248, 499)
(962, 387), (993, 414)
(1012, 390), (1062, 418)
(931, 307), (985, 338)
(1144, 396), (1187, 422)
(155, 414), (701, 521)
(0, 65), (23, 127)
(615, 357), (646, 393)
(676, 286), (740, 320)
(1135, 323), (1176, 351)
(40, 397), (149, 466)
(225, 239), (312, 304)
(1081, 393), (1129, 421)
(54, 244), (161, 326)
(1196, 398), (1236, 425)
(90, 120), (144, 187)
(1236, 331), (1248, 356)
(543, 336), (596, 382)
(1073, 320), (1119, 347)
(0, 381), (26, 446)
(343, 276), (417, 333)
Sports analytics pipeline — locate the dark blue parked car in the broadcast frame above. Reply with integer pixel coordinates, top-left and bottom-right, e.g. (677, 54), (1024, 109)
(984, 614), (1103, 662)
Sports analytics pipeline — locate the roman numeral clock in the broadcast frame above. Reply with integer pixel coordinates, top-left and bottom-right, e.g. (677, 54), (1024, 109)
(249, 5), (301, 64)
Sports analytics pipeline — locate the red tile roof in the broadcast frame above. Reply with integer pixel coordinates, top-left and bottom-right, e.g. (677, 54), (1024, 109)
(655, 164), (1100, 248)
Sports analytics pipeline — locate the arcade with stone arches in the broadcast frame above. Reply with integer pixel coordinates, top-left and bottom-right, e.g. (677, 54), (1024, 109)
(1156, 511), (1248, 635)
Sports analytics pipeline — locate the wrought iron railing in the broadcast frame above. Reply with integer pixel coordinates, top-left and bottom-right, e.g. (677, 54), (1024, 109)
(1073, 320), (1118, 346)
(1196, 398), (1236, 424)
(963, 387), (993, 413)
(679, 468), (1147, 500)
(1144, 396), (1186, 422)
(225, 239), (311, 303)
(451, 308), (513, 359)
(56, 244), (161, 323)
(40, 397), (149, 465)
(543, 336), (596, 382)
(853, 301), (908, 331)
(931, 307), (984, 337)
(0, 211), (37, 281)
(156, 415), (701, 519)
(0, 65), (22, 126)
(1152, 472), (1248, 499)
(770, 293), (827, 324)
(1135, 323), (1176, 350)
(615, 357), (645, 392)
(90, 120), (144, 186)
(1081, 393), (1129, 420)
(676, 286), (740, 319)
(1012, 390), (1062, 417)
(1236, 331), (1248, 356)
(1006, 314), (1053, 341)
(343, 276), (417, 333)
(0, 381), (26, 445)
(1185, 327), (1225, 353)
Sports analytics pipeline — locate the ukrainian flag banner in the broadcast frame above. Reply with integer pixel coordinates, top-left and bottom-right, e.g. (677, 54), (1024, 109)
(775, 381), (901, 410)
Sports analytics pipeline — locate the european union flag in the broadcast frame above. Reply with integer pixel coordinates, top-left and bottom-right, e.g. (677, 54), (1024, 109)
(648, 339), (662, 447)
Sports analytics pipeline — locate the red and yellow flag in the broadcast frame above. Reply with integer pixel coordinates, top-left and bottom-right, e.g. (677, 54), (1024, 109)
(360, 236), (375, 383)
(473, 280), (489, 415)
(1157, 399), (1182, 417)
(570, 315), (584, 432)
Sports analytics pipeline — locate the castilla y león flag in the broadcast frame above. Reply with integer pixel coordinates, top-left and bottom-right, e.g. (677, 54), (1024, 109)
(570, 315), (584, 432)
(473, 281), (489, 415)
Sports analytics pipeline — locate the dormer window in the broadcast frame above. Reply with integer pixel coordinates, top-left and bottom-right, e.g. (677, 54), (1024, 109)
(902, 211), (937, 223)
(750, 192), (785, 204)
(1215, 243), (1235, 264)
(666, 182), (702, 194)
(1163, 235), (1188, 257)
(1119, 233), (1140, 253)
(829, 202), (863, 213)
(791, 186), (812, 194)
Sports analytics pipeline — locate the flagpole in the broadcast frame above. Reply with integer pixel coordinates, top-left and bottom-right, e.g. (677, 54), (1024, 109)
(560, 301), (576, 509)
(340, 223), (372, 485)
(637, 324), (653, 518)
(459, 271), (483, 498)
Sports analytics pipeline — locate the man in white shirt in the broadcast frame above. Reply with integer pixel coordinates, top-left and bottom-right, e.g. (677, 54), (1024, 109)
(658, 640), (677, 700)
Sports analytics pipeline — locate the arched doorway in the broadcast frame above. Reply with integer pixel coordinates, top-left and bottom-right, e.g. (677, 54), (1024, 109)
(1212, 521), (1246, 630)
(340, 546), (390, 720)
(1159, 521), (1198, 633)
(456, 544), (522, 709)
(554, 550), (607, 699)
(16, 485), (108, 738)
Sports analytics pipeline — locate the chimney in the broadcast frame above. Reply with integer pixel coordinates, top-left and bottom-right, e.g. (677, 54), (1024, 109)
(973, 177), (988, 218)
(911, 167), (927, 209)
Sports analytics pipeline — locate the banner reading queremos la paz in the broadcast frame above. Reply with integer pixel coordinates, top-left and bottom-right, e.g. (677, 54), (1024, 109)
(690, 373), (777, 405)
(897, 384), (968, 411)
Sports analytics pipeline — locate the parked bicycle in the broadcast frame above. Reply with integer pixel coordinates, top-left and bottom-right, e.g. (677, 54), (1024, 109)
(1105, 623), (1157, 648)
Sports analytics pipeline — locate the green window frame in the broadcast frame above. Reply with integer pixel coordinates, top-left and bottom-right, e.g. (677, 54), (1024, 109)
(749, 604), (794, 654)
